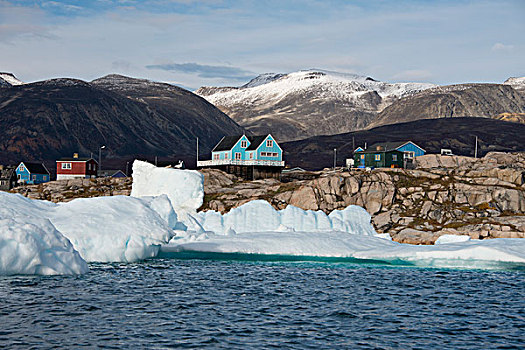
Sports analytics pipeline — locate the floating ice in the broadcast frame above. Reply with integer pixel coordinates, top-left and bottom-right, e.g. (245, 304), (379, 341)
(130, 160), (204, 212)
(0, 192), (88, 276)
(50, 196), (174, 263)
(196, 200), (376, 236)
(0, 216), (88, 276)
(435, 234), (471, 245)
(164, 230), (525, 268)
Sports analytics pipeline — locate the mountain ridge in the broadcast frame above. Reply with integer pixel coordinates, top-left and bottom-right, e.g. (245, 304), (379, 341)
(196, 69), (436, 141)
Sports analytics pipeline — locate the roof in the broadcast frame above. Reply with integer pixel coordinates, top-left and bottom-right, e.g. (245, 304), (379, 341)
(366, 141), (425, 153)
(0, 166), (16, 179)
(57, 157), (97, 162)
(245, 135), (268, 151)
(20, 162), (50, 174)
(212, 135), (244, 152)
(98, 169), (126, 177)
(355, 148), (404, 154)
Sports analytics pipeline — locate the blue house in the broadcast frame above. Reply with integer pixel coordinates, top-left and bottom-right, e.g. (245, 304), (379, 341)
(15, 162), (51, 185)
(198, 134), (284, 179)
(367, 141), (426, 161)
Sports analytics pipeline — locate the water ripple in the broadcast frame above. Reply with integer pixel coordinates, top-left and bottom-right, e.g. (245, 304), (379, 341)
(1, 259), (524, 349)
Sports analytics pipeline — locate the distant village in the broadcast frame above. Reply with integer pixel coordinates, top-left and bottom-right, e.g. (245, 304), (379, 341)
(0, 133), (429, 191)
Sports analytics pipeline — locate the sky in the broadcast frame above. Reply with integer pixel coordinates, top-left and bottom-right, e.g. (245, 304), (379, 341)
(0, 0), (524, 90)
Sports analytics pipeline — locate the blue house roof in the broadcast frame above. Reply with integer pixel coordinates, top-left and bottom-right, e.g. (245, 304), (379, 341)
(366, 141), (425, 153)
(18, 162), (50, 175)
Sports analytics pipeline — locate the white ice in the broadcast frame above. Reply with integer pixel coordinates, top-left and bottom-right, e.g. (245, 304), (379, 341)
(0, 192), (88, 275)
(165, 230), (525, 268)
(434, 234), (471, 245)
(130, 160), (204, 212)
(50, 196), (175, 263)
(195, 200), (376, 236)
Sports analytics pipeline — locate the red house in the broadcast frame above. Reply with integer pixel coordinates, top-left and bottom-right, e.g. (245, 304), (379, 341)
(56, 154), (98, 180)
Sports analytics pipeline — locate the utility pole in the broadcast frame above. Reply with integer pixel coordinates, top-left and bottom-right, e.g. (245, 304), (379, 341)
(352, 137), (355, 153)
(196, 137), (199, 167)
(98, 145), (105, 175)
(474, 136), (478, 158)
(333, 148), (337, 170)
(155, 156), (158, 166)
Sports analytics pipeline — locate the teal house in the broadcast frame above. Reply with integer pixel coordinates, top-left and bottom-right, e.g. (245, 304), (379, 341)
(353, 141), (425, 169)
(198, 134), (284, 179)
(15, 162), (51, 185)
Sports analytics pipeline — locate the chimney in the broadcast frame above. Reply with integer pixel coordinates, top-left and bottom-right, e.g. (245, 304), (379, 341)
(73, 153), (79, 159)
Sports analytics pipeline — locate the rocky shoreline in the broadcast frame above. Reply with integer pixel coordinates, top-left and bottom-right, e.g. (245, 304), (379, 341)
(9, 152), (525, 245)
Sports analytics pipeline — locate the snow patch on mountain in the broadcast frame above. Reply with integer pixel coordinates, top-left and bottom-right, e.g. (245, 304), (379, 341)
(504, 76), (525, 89)
(197, 69), (435, 108)
(0, 72), (24, 86)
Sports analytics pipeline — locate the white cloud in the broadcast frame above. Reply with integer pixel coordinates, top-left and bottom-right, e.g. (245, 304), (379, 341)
(491, 42), (515, 52)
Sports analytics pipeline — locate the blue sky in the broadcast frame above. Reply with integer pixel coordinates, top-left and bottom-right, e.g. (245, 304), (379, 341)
(0, 0), (524, 89)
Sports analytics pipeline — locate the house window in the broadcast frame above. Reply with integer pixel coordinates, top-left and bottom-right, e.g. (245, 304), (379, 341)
(225, 153), (229, 159)
(19, 165), (25, 172)
(249, 152), (253, 159)
(235, 152), (241, 160)
(61, 163), (72, 169)
(213, 154), (219, 160)
(404, 151), (415, 159)
(240, 140), (247, 148)
(360, 154), (365, 159)
(266, 140), (273, 148)
(32, 175), (36, 180)
(375, 154), (381, 161)
(392, 154), (397, 161)
(43, 175), (48, 181)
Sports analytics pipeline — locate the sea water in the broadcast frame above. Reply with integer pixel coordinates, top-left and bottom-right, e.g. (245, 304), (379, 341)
(1, 258), (524, 349)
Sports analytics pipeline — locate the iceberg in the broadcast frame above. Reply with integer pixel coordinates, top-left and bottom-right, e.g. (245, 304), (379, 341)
(50, 196), (175, 263)
(196, 200), (376, 236)
(164, 230), (525, 268)
(0, 216), (88, 275)
(130, 160), (204, 212)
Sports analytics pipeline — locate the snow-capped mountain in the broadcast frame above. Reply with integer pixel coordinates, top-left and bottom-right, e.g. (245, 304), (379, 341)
(504, 76), (525, 91)
(196, 69), (435, 141)
(0, 72), (24, 86)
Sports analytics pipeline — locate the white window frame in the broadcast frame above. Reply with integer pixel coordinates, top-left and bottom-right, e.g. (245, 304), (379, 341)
(249, 152), (253, 159)
(375, 154), (381, 161)
(235, 152), (241, 160)
(61, 163), (72, 169)
(266, 140), (273, 148)
(404, 151), (415, 159)
(392, 154), (397, 161)
(240, 140), (247, 148)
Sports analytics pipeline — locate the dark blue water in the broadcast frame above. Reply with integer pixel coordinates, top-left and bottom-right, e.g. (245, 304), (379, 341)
(1, 257), (524, 349)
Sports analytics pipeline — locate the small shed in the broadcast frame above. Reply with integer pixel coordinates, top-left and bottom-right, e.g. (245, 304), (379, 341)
(15, 162), (51, 185)
(0, 165), (17, 191)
